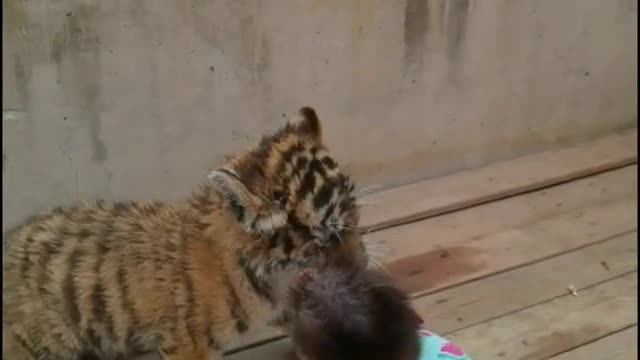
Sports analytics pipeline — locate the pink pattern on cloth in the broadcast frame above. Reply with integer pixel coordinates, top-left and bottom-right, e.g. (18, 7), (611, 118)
(441, 342), (465, 357)
(418, 328), (471, 359)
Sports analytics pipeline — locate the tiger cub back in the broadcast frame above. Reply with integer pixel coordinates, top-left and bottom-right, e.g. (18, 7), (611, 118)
(2, 107), (368, 360)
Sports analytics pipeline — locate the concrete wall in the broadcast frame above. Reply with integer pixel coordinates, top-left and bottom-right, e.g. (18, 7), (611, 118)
(3, 0), (637, 232)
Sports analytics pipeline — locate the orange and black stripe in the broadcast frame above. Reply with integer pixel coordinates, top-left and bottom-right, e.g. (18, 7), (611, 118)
(238, 255), (274, 304)
(223, 273), (249, 334)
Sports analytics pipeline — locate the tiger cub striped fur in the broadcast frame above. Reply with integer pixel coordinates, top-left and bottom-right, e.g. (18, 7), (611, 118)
(2, 107), (368, 360)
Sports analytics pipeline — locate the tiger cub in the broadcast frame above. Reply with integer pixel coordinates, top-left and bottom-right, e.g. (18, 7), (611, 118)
(2, 107), (368, 360)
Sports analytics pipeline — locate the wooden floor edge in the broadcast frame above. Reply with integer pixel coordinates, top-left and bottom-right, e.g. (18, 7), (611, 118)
(360, 129), (638, 233)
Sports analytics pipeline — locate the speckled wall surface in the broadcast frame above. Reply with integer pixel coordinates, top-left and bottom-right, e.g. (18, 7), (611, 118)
(3, 0), (637, 233)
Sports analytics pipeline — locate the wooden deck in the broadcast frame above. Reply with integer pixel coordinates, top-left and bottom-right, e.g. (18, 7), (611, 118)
(224, 129), (637, 360)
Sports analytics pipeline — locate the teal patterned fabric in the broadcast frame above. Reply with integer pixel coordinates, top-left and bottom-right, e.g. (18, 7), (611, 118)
(418, 329), (472, 360)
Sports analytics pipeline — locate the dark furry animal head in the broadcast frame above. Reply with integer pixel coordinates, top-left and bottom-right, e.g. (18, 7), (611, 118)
(287, 268), (421, 360)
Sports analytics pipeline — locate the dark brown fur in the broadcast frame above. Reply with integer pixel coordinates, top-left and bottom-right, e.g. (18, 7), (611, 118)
(285, 268), (421, 360)
(2, 107), (367, 360)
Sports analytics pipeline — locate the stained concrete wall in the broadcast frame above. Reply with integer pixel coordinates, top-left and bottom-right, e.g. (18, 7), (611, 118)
(3, 0), (637, 232)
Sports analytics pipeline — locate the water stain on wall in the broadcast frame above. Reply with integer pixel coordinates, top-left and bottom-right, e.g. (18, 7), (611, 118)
(402, 0), (470, 83)
(5, 0), (34, 109)
(444, 0), (470, 59)
(226, 1), (275, 122)
(254, 32), (275, 123)
(51, 2), (108, 163)
(444, 0), (470, 85)
(12, 55), (31, 111)
(403, 0), (429, 75)
(188, 0), (220, 48)
(188, 0), (274, 121)
(4, 0), (52, 158)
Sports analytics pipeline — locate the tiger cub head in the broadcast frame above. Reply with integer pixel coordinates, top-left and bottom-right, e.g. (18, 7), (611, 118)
(208, 107), (367, 274)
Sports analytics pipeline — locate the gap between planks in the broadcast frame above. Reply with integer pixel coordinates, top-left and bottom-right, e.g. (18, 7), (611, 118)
(359, 128), (637, 232)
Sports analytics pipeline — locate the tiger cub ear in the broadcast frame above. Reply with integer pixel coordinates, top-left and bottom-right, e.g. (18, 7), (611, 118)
(208, 168), (287, 235)
(295, 106), (322, 143)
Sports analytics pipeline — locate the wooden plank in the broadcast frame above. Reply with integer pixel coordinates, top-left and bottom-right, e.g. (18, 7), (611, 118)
(446, 272), (637, 360)
(387, 198), (637, 297)
(226, 233), (638, 360)
(548, 326), (637, 360)
(371, 165), (637, 265)
(360, 129), (637, 231)
(416, 232), (638, 335)
(226, 167), (637, 352)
